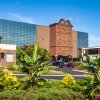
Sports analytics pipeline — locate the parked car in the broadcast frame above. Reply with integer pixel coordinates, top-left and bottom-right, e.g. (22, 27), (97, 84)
(49, 61), (64, 68)
(66, 62), (75, 68)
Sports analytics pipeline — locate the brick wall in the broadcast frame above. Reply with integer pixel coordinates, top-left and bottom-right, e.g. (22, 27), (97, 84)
(37, 25), (50, 51)
(50, 23), (73, 56)
(0, 50), (16, 68)
(72, 31), (78, 58)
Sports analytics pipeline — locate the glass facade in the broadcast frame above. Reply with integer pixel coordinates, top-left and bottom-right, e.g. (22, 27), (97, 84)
(77, 31), (88, 48)
(0, 19), (36, 47)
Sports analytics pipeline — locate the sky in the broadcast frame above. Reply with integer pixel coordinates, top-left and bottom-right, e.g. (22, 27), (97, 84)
(0, 0), (100, 47)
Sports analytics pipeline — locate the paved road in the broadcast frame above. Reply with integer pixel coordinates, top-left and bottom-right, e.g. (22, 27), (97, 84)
(40, 75), (86, 80)
(14, 67), (88, 80)
(40, 67), (87, 80)
(55, 67), (87, 75)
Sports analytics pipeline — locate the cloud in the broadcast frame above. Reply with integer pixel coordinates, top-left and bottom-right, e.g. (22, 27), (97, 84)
(8, 12), (34, 24)
(89, 35), (100, 47)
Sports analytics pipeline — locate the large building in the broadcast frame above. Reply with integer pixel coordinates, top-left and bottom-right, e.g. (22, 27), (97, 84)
(0, 18), (88, 58)
(77, 31), (88, 48)
(72, 31), (88, 58)
(0, 19), (36, 46)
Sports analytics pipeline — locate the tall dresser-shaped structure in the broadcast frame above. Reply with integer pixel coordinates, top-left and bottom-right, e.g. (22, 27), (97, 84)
(50, 19), (73, 56)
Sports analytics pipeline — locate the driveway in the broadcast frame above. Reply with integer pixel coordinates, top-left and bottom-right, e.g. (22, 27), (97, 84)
(40, 67), (88, 80)
(14, 67), (88, 80)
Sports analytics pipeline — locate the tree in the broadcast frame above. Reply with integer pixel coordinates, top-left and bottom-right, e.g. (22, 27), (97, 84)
(19, 44), (51, 62)
(17, 43), (53, 88)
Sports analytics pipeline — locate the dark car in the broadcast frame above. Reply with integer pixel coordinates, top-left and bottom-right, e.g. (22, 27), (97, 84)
(49, 61), (64, 68)
(66, 62), (75, 68)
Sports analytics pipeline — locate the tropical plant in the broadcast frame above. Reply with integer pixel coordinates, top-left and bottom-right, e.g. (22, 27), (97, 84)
(78, 55), (100, 98)
(19, 44), (51, 62)
(17, 43), (54, 88)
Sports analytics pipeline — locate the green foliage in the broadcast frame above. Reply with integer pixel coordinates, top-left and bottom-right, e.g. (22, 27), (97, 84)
(17, 44), (51, 64)
(72, 79), (88, 94)
(0, 90), (25, 100)
(61, 74), (76, 88)
(0, 70), (20, 91)
(84, 74), (100, 98)
(25, 85), (84, 100)
(77, 55), (100, 98)
(36, 79), (47, 86)
(7, 64), (19, 71)
(0, 67), (3, 75)
(42, 79), (61, 89)
(17, 43), (54, 88)
(0, 79), (85, 100)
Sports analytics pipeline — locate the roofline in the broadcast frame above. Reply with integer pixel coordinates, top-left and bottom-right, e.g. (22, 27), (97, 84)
(0, 43), (16, 46)
(80, 47), (100, 49)
(37, 24), (49, 27)
(74, 30), (88, 34)
(0, 18), (36, 25)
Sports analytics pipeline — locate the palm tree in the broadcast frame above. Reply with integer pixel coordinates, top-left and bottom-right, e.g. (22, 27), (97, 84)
(17, 43), (53, 87)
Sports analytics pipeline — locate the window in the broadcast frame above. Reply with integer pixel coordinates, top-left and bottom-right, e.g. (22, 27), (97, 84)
(0, 54), (4, 61)
(6, 54), (14, 62)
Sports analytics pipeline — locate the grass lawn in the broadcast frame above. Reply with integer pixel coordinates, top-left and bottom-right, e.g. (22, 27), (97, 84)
(11, 69), (66, 75)
(47, 70), (66, 75)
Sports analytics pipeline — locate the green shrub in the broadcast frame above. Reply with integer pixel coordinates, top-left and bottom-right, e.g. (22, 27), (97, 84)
(25, 79), (84, 100)
(0, 67), (3, 75)
(25, 86), (85, 100)
(0, 70), (20, 91)
(43, 79), (61, 88)
(0, 90), (25, 100)
(73, 79), (87, 92)
(61, 74), (76, 88)
(7, 64), (19, 71)
(0, 78), (85, 100)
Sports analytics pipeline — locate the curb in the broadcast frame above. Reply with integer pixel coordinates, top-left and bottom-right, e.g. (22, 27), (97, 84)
(42, 75), (85, 77)
(12, 74), (26, 76)
(12, 74), (85, 77)
(73, 69), (88, 73)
